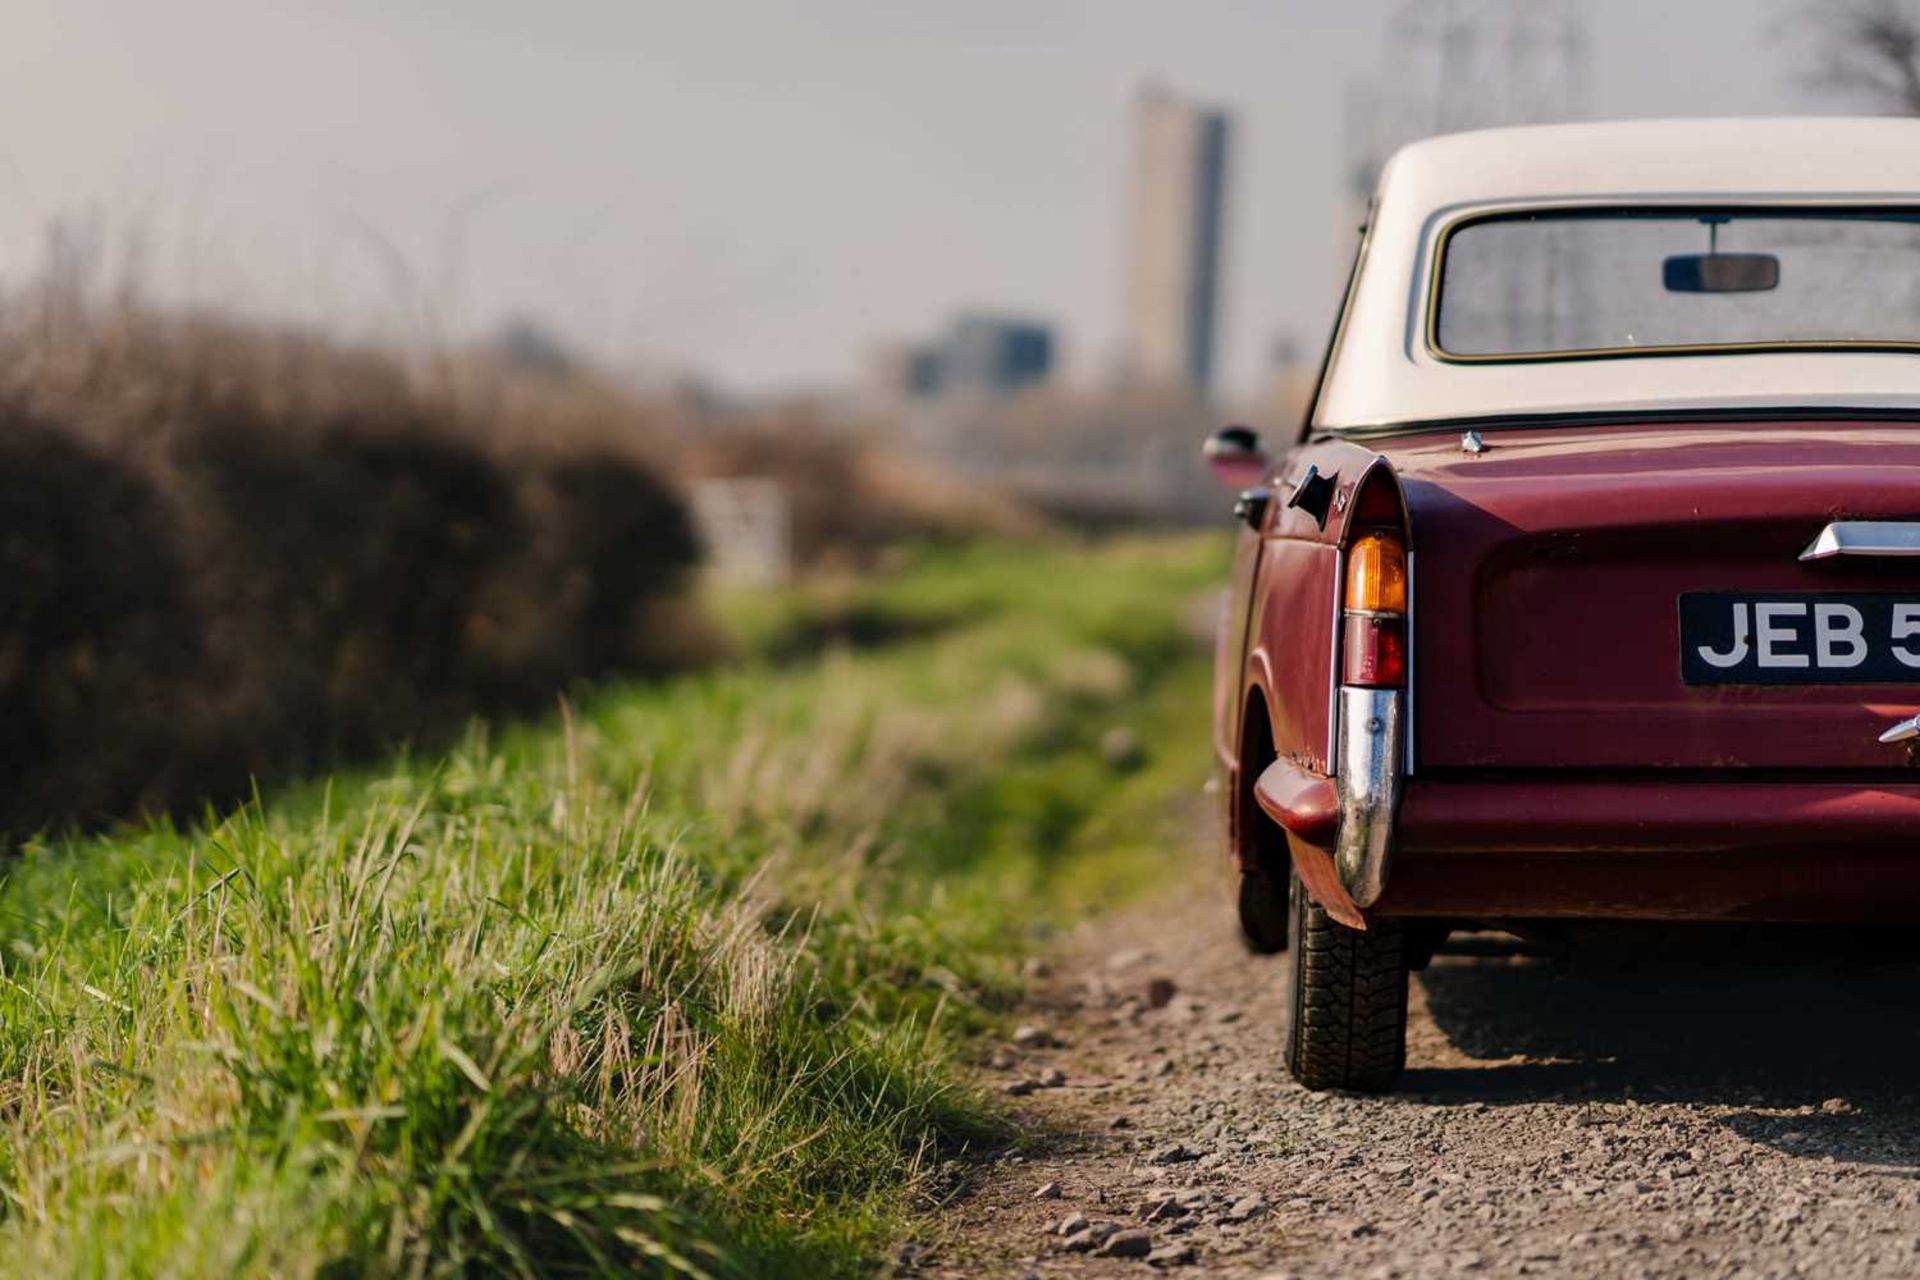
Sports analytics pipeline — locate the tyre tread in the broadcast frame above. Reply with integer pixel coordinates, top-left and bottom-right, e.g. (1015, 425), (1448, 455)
(1284, 873), (1408, 1093)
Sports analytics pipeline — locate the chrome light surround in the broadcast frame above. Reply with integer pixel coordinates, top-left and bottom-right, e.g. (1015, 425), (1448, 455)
(1333, 685), (1404, 908)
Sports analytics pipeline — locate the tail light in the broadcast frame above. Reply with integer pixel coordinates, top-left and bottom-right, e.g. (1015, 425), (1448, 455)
(1343, 532), (1407, 687)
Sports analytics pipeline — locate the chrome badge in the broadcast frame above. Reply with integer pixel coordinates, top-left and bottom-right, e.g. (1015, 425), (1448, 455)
(1879, 714), (1920, 745)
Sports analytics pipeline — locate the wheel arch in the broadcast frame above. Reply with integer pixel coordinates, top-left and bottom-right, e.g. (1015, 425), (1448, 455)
(1234, 682), (1287, 879)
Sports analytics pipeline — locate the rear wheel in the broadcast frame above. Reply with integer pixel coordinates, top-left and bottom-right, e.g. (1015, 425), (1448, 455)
(1284, 870), (1409, 1092)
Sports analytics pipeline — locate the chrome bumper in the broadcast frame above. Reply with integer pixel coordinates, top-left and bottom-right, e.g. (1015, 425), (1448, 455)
(1333, 685), (1404, 908)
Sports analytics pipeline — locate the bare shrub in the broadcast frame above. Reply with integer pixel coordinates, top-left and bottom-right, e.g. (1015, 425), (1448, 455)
(0, 418), (205, 825)
(0, 301), (703, 835)
(481, 453), (708, 695)
(0, 251), (1044, 834)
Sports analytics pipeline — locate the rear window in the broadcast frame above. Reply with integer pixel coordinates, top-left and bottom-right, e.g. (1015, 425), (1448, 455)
(1433, 208), (1920, 360)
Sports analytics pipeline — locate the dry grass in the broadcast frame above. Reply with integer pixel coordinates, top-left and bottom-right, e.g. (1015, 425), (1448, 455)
(0, 536), (1225, 1277)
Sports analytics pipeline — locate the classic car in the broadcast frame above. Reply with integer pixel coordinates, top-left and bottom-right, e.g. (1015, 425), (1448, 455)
(1208, 117), (1920, 1092)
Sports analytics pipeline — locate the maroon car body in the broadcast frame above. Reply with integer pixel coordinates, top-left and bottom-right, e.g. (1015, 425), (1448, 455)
(1209, 119), (1920, 1091)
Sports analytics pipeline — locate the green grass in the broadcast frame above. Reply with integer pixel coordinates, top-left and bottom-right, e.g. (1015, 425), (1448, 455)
(0, 534), (1226, 1278)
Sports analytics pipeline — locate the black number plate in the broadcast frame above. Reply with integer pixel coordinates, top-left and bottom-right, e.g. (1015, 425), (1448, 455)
(1680, 592), (1920, 685)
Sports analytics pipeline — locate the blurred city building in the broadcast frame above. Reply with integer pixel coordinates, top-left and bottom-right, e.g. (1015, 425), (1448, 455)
(867, 340), (943, 401)
(941, 314), (1053, 397)
(1127, 84), (1232, 396)
(903, 384), (1223, 527)
(853, 84), (1247, 526)
(868, 312), (1054, 401)
(491, 314), (581, 379)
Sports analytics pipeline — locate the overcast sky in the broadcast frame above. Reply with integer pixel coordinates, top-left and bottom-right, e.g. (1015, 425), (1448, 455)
(0, 1), (1836, 399)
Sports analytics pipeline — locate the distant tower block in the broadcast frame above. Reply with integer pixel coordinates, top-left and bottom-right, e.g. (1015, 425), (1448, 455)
(1128, 84), (1232, 396)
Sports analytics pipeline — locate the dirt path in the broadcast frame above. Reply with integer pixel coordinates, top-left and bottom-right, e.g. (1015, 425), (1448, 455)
(914, 864), (1920, 1279)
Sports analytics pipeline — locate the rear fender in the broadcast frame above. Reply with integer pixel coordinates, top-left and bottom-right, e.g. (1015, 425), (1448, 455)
(1242, 440), (1408, 925)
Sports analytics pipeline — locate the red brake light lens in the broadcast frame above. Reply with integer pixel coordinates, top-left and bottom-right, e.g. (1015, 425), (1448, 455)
(1343, 614), (1406, 687)
(1351, 476), (1402, 525)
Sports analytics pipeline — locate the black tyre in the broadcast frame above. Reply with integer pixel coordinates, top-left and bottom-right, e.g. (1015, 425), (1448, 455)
(1237, 868), (1290, 954)
(1284, 871), (1409, 1092)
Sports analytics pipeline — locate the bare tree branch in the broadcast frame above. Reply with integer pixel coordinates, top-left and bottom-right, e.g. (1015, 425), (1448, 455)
(1797, 0), (1920, 114)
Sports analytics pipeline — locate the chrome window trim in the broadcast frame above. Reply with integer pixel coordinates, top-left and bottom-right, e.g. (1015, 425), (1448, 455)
(1426, 204), (1920, 365)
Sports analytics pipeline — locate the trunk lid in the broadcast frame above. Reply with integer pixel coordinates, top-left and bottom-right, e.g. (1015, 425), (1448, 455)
(1395, 420), (1920, 771)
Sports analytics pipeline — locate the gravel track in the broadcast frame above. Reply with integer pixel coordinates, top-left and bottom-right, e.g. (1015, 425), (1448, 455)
(915, 868), (1920, 1279)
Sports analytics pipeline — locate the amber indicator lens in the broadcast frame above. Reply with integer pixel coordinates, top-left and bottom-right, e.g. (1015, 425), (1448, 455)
(1345, 533), (1408, 614)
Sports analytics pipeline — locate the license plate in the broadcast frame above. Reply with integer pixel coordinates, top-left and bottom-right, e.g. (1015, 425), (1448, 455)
(1680, 592), (1920, 685)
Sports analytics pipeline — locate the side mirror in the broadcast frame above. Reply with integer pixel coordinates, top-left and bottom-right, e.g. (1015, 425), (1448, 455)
(1203, 424), (1269, 491)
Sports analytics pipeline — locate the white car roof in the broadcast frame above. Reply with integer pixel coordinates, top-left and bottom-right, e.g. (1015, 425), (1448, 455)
(1313, 117), (1920, 433)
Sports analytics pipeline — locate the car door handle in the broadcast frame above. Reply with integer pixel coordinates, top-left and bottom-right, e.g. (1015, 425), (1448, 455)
(1234, 487), (1272, 530)
(1801, 521), (1920, 561)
